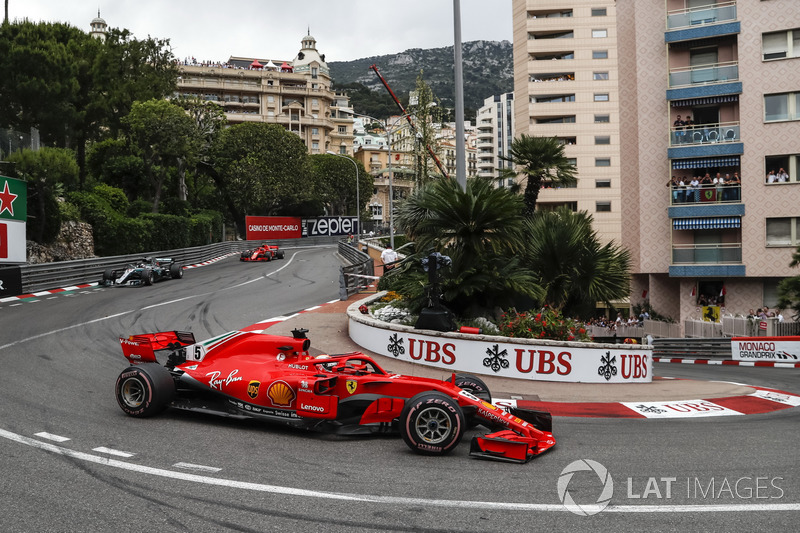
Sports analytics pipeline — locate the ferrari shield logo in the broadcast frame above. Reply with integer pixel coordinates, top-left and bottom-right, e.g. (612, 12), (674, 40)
(247, 380), (260, 399)
(346, 380), (357, 394)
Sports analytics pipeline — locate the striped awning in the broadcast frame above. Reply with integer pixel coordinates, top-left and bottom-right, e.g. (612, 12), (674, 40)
(672, 156), (740, 169)
(672, 217), (741, 230)
(671, 95), (739, 107)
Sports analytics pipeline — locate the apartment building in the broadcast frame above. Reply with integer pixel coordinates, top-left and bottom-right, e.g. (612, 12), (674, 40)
(513, 0), (800, 324)
(512, 1), (622, 244)
(175, 33), (354, 156)
(476, 93), (515, 183)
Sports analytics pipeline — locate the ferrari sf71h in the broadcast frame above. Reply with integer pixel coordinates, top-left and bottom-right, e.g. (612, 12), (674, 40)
(240, 244), (285, 261)
(115, 328), (556, 463)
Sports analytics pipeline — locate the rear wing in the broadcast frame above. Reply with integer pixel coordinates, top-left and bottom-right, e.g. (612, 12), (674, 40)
(120, 331), (196, 364)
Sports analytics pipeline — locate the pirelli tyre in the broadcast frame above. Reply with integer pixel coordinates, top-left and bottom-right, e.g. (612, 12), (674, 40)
(143, 269), (154, 286)
(102, 268), (115, 284)
(169, 263), (183, 279)
(115, 363), (175, 417)
(400, 391), (465, 456)
(276, 250), (285, 259)
(453, 373), (492, 403)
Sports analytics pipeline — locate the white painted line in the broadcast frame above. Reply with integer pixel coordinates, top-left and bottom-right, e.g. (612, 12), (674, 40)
(33, 291), (52, 297)
(750, 390), (800, 407)
(305, 306), (322, 311)
(1, 297), (18, 303)
(327, 299), (340, 304)
(10, 303), (22, 307)
(34, 432), (71, 442)
(141, 296), (197, 310)
(1, 428), (798, 513)
(173, 462), (222, 473)
(47, 297), (58, 300)
(93, 447), (135, 458)
(0, 310), (134, 351)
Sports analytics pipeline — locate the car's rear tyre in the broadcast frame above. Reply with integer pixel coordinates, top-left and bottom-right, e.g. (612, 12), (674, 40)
(170, 264), (183, 279)
(400, 391), (465, 456)
(276, 250), (285, 259)
(115, 363), (174, 417)
(143, 269), (154, 286)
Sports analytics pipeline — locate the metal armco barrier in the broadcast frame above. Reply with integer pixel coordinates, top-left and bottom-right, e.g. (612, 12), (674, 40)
(16, 236), (340, 295)
(338, 241), (374, 300)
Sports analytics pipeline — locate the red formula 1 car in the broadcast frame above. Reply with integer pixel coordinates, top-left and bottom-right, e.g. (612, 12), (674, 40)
(240, 244), (285, 262)
(114, 328), (556, 463)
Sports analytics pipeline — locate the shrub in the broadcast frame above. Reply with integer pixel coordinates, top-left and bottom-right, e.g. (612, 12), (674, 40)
(496, 307), (591, 342)
(92, 184), (129, 214)
(58, 200), (82, 222)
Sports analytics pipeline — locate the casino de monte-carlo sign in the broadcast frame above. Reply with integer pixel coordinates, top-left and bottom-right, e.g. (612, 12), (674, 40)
(0, 175), (26, 264)
(349, 311), (652, 384)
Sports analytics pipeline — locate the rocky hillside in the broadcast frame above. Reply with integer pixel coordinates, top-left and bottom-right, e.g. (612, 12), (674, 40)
(329, 40), (513, 120)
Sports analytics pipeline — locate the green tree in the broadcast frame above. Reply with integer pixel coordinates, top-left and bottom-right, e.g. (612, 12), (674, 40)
(407, 71), (444, 185)
(503, 135), (578, 217)
(523, 207), (631, 317)
(174, 96), (227, 204)
(122, 99), (198, 213)
(393, 177), (543, 315)
(208, 123), (315, 236)
(86, 138), (147, 199)
(778, 247), (800, 321)
(8, 147), (79, 243)
(308, 154), (369, 218)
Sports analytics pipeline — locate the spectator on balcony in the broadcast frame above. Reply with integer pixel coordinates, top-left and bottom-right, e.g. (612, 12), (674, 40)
(673, 115), (686, 144)
(688, 175), (700, 202)
(777, 168), (789, 182)
(714, 173), (725, 202)
(766, 170), (777, 183)
(730, 172), (741, 200)
(668, 175), (684, 203)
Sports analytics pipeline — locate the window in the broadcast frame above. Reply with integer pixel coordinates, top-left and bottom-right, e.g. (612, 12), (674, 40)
(594, 93), (610, 102)
(339, 145), (347, 155)
(594, 114), (610, 123)
(311, 127), (319, 135)
(593, 71), (609, 80)
(531, 94), (575, 103)
(595, 136), (611, 145)
(338, 125), (347, 134)
(595, 158), (611, 167)
(529, 31), (574, 40)
(532, 52), (575, 60)
(593, 50), (609, 59)
(764, 92), (800, 121)
(766, 154), (798, 182)
(267, 95), (274, 103)
(766, 218), (798, 246)
(596, 179), (612, 188)
(371, 205), (383, 218)
(592, 29), (608, 38)
(528, 10), (573, 18)
(536, 115), (576, 124)
(591, 7), (607, 16)
(762, 29), (800, 60)
(312, 141), (319, 151)
(311, 67), (318, 79)
(596, 201), (612, 212)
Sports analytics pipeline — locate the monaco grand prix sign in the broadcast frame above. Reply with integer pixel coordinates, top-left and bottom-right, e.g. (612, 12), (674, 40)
(349, 319), (652, 383)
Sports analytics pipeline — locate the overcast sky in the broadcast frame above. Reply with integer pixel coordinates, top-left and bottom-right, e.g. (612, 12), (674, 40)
(13, 1), (513, 62)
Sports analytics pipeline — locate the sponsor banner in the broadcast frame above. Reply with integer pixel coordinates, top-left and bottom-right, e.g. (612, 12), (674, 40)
(0, 220), (26, 263)
(0, 176), (26, 222)
(245, 216), (302, 240)
(349, 320), (652, 383)
(302, 216), (358, 238)
(621, 400), (741, 418)
(731, 337), (800, 362)
(750, 389), (800, 407)
(0, 264), (23, 296)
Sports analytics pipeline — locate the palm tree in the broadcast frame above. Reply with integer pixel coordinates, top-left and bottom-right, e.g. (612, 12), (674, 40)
(523, 207), (631, 317)
(392, 177), (544, 315)
(503, 135), (578, 217)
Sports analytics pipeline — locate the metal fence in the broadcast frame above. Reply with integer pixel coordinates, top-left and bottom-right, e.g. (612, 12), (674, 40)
(18, 237), (340, 294)
(337, 241), (375, 300)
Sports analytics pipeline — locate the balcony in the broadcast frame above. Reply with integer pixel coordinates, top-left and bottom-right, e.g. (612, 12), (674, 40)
(669, 121), (739, 147)
(669, 61), (738, 88)
(672, 243), (741, 264)
(530, 72), (575, 83)
(666, 1), (737, 31)
(669, 184), (741, 206)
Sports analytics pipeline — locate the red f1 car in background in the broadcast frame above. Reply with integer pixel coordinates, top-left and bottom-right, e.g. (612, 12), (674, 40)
(240, 244), (285, 261)
(115, 328), (556, 463)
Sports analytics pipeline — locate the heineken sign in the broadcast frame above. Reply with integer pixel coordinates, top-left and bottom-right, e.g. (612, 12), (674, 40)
(0, 175), (26, 263)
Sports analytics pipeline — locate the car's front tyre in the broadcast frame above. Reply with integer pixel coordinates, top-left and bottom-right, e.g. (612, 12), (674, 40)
(115, 363), (175, 417)
(400, 391), (465, 456)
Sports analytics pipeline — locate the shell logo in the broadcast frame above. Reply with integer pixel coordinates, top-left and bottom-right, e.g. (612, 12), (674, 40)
(267, 380), (296, 407)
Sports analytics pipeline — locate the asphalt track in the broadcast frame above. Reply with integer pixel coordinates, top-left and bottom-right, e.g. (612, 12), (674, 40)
(1, 246), (798, 532)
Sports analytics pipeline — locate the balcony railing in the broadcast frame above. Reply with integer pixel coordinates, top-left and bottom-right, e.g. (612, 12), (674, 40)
(668, 61), (738, 88)
(669, 121), (739, 146)
(672, 243), (742, 264)
(669, 184), (740, 205)
(666, 1), (737, 30)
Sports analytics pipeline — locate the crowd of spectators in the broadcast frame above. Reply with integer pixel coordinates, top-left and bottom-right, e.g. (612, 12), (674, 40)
(667, 171), (741, 203)
(766, 168), (790, 183)
(747, 307), (784, 322)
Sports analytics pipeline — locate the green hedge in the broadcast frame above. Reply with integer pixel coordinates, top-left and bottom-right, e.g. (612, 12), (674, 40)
(67, 186), (224, 256)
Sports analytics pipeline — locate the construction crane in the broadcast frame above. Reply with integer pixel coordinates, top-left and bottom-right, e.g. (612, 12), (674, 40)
(369, 64), (449, 179)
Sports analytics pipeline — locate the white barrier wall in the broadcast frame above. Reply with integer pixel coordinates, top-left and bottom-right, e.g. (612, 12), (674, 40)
(349, 315), (652, 384)
(731, 337), (800, 362)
